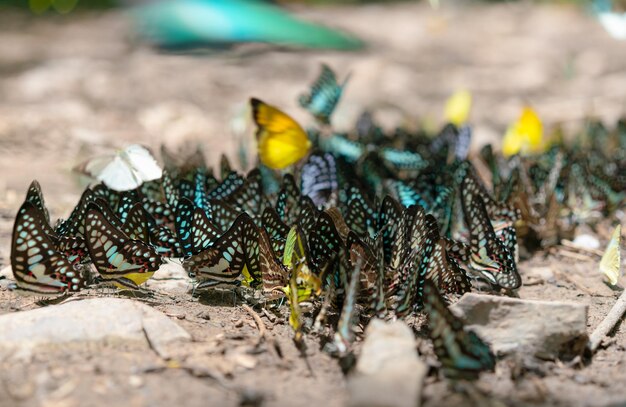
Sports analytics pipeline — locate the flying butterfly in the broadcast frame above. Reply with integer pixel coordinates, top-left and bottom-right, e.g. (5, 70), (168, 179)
(299, 64), (350, 125)
(250, 98), (311, 170)
(85, 203), (162, 289)
(599, 224), (622, 286)
(10, 201), (85, 296)
(74, 144), (163, 192)
(423, 281), (496, 380)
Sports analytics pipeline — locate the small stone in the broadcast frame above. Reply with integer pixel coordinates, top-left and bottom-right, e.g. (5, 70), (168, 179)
(347, 319), (427, 407)
(197, 311), (211, 320)
(450, 293), (588, 361)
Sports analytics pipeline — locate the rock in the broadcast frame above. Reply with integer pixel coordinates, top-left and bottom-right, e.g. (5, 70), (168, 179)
(145, 261), (193, 294)
(0, 298), (191, 361)
(347, 319), (427, 407)
(450, 293), (588, 360)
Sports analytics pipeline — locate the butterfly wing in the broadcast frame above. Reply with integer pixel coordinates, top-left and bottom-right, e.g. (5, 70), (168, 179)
(123, 144), (163, 182)
(423, 281), (495, 380)
(85, 205), (161, 289)
(11, 202), (84, 295)
(251, 98), (311, 170)
(600, 224), (622, 285)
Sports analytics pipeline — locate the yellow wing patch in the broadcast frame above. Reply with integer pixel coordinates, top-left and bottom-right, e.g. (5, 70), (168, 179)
(600, 224), (622, 286)
(444, 89), (472, 126)
(250, 98), (311, 170)
(502, 106), (544, 157)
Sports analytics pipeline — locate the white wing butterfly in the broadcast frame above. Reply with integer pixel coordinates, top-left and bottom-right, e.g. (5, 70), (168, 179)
(600, 224), (622, 286)
(75, 145), (163, 191)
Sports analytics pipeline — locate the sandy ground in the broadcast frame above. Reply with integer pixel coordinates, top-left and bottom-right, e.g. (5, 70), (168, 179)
(0, 2), (625, 406)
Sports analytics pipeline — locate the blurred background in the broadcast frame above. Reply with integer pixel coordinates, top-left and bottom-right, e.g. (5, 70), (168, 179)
(0, 0), (625, 215)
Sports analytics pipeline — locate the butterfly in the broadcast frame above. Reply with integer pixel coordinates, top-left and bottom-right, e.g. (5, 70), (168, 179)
(423, 280), (496, 380)
(208, 199), (244, 233)
(174, 198), (196, 257)
(85, 203), (163, 289)
(55, 189), (97, 238)
(258, 227), (289, 300)
(225, 168), (264, 216)
(320, 133), (365, 163)
(426, 239), (471, 296)
(25, 180), (51, 225)
(299, 64), (350, 125)
(207, 171), (244, 200)
(262, 206), (290, 256)
(600, 224), (622, 286)
(344, 185), (376, 238)
(282, 226), (322, 302)
(183, 213), (262, 289)
(333, 254), (362, 354)
(296, 196), (319, 237)
(250, 98), (311, 170)
(377, 195), (405, 268)
(10, 201), (85, 296)
(74, 145), (163, 191)
(301, 152), (339, 209)
(220, 153), (233, 180)
(347, 232), (386, 316)
(380, 147), (428, 172)
(24, 181), (88, 265)
(308, 210), (343, 275)
(461, 178), (521, 289)
(149, 223), (184, 258)
(392, 213), (440, 318)
(276, 174), (301, 225)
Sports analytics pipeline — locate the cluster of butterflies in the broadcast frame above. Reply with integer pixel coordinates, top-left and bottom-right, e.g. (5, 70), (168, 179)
(9, 64), (624, 382)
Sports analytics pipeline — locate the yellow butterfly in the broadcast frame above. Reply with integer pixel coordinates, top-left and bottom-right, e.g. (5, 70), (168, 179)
(250, 98), (311, 170)
(502, 107), (544, 157)
(444, 89), (472, 126)
(600, 224), (622, 286)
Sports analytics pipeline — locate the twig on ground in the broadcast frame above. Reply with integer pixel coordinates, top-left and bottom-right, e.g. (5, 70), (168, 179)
(587, 289), (626, 354)
(560, 240), (604, 257)
(242, 304), (266, 344)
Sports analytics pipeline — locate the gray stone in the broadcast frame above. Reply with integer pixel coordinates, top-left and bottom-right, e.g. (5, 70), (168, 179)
(0, 298), (191, 361)
(450, 293), (588, 360)
(145, 260), (193, 294)
(348, 319), (427, 407)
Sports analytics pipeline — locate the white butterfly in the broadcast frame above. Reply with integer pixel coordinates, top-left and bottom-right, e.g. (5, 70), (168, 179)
(75, 145), (163, 191)
(598, 12), (626, 40)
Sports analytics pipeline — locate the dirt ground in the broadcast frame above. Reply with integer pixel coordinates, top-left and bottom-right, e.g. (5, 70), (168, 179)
(0, 2), (625, 406)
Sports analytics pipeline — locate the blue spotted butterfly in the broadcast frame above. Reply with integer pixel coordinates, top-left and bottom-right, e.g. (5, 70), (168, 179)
(10, 201), (85, 296)
(299, 64), (350, 125)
